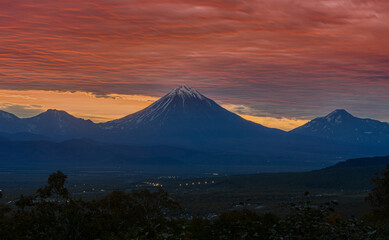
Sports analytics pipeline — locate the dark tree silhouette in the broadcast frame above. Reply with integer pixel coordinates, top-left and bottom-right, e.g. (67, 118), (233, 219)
(366, 164), (389, 221)
(37, 170), (69, 200)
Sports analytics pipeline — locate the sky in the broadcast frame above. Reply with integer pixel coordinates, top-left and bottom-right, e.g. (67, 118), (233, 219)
(0, 0), (388, 130)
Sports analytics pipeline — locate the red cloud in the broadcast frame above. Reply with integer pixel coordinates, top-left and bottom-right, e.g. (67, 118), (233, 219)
(0, 0), (388, 119)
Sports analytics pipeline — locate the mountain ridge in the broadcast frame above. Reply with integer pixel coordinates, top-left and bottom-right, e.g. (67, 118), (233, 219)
(0, 87), (387, 168)
(1, 97), (388, 136)
(290, 109), (389, 145)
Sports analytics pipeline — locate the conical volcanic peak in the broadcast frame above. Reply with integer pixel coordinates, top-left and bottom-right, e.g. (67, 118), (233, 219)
(99, 85), (279, 144)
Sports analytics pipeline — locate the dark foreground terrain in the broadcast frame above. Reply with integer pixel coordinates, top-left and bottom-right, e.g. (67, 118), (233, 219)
(1, 156), (389, 239)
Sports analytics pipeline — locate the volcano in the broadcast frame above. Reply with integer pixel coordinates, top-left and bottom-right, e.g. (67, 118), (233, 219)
(100, 86), (284, 149)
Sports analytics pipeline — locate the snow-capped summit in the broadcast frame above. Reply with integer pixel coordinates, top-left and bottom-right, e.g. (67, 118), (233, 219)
(167, 85), (205, 101)
(290, 109), (389, 145)
(153, 85), (214, 110)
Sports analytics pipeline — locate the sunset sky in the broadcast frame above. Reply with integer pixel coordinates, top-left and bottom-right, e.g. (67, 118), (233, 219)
(1, 0), (388, 130)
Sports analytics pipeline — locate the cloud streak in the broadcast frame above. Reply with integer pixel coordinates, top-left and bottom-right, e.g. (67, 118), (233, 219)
(0, 0), (388, 120)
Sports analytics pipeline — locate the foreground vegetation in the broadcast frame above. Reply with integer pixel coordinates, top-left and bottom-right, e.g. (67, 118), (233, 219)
(0, 166), (388, 240)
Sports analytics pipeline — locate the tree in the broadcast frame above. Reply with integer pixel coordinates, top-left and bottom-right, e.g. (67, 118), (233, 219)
(37, 170), (69, 200)
(364, 164), (389, 237)
(365, 164), (389, 221)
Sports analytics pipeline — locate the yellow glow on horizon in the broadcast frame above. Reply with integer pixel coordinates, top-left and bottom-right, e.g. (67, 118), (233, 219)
(0, 89), (158, 122)
(0, 89), (307, 130)
(239, 114), (308, 131)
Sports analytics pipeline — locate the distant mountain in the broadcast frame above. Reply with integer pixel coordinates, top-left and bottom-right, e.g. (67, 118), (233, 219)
(290, 109), (389, 145)
(99, 86), (285, 149)
(22, 109), (97, 140)
(0, 109), (98, 141)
